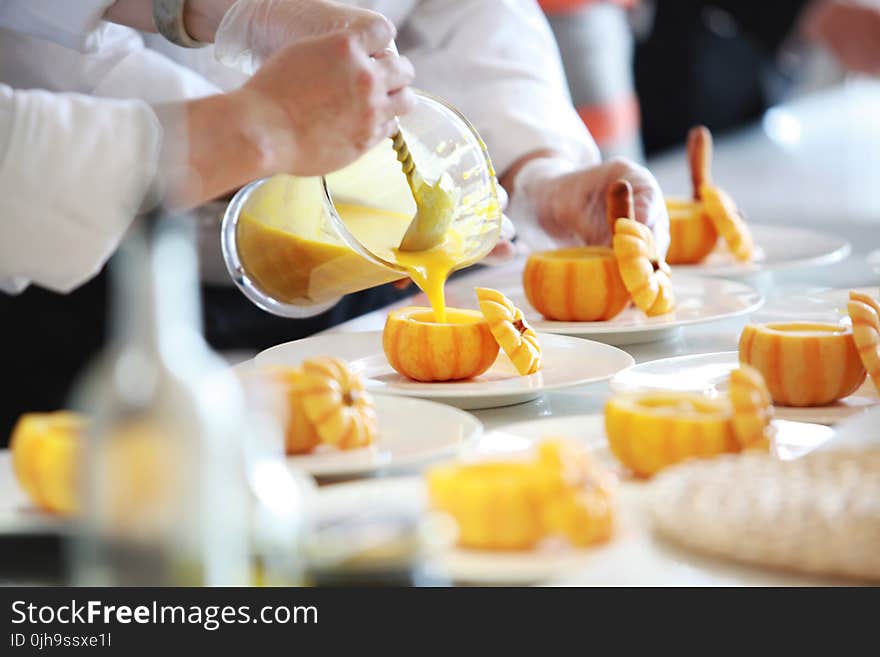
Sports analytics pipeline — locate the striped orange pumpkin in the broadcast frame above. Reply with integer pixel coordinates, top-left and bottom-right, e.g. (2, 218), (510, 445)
(383, 307), (499, 382)
(847, 290), (880, 393)
(604, 393), (738, 477)
(475, 287), (542, 376)
(739, 323), (866, 407)
(612, 218), (676, 316)
(523, 247), (630, 322)
(10, 412), (83, 515)
(427, 438), (614, 550)
(728, 365), (775, 451)
(665, 197), (718, 264)
(700, 183), (754, 262)
(296, 357), (378, 450)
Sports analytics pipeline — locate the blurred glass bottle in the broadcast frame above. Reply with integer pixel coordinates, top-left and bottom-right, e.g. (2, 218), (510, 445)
(70, 208), (249, 586)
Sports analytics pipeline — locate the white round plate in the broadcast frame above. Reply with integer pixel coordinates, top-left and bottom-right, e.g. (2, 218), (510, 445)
(818, 405), (880, 452)
(514, 276), (762, 345)
(256, 331), (634, 410)
(755, 286), (879, 323)
(610, 351), (879, 425)
(439, 269), (763, 346)
(315, 466), (841, 586)
(287, 396), (481, 478)
(314, 475), (599, 585)
(497, 412), (832, 468)
(671, 224), (851, 277)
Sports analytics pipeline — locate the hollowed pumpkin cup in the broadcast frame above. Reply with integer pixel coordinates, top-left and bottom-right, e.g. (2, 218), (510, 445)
(383, 307), (499, 382)
(604, 392), (738, 477)
(523, 246), (630, 322)
(739, 322), (866, 407)
(665, 197), (718, 265)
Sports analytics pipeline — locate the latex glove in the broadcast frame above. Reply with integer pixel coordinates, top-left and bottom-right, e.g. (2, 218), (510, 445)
(802, 0), (880, 76)
(239, 31), (416, 176)
(215, 0), (395, 73)
(509, 156), (670, 258)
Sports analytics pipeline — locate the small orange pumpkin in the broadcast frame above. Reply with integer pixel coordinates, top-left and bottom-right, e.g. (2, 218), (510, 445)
(609, 180), (675, 317)
(665, 197), (718, 264)
(700, 183), (754, 262)
(383, 307), (498, 381)
(10, 412), (83, 515)
(296, 357), (378, 450)
(604, 392), (738, 477)
(523, 247), (630, 322)
(475, 287), (542, 375)
(684, 125), (754, 263)
(739, 322), (866, 407)
(427, 438), (614, 551)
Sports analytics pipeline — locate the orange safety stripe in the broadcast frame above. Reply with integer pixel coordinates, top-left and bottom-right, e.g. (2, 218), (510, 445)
(538, 0), (638, 15)
(575, 94), (641, 146)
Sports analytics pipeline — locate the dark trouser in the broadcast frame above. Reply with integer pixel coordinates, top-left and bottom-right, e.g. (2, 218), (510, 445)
(0, 272), (414, 445)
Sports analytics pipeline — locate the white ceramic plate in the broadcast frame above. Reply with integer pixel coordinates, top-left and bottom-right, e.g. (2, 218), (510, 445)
(819, 405), (880, 452)
(755, 286), (879, 323)
(315, 467), (841, 586)
(671, 224), (851, 277)
(610, 351), (879, 425)
(287, 396), (481, 478)
(256, 331), (634, 410)
(516, 277), (762, 345)
(497, 413), (833, 468)
(438, 269), (763, 346)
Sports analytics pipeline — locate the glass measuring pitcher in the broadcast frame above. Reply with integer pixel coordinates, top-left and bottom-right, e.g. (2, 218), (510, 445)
(221, 90), (502, 318)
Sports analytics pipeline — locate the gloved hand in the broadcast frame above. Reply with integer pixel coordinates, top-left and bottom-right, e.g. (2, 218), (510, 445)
(509, 156), (670, 257)
(802, 0), (880, 76)
(238, 30), (415, 176)
(215, 0), (395, 73)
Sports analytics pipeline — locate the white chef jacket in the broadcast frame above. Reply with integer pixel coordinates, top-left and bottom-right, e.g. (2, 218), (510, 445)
(0, 85), (161, 294)
(150, 0), (600, 177)
(0, 0), (219, 294)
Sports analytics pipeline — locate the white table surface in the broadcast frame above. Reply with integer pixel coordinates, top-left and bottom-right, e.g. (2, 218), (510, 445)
(2, 79), (879, 586)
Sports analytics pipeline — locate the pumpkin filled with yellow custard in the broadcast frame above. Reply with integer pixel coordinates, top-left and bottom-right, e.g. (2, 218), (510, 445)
(739, 322), (866, 407)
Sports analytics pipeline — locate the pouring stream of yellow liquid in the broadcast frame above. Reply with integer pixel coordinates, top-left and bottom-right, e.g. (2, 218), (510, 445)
(344, 204), (462, 323)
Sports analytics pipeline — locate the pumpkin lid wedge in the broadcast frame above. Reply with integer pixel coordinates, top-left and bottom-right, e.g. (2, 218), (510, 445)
(608, 180), (676, 317)
(475, 287), (542, 376)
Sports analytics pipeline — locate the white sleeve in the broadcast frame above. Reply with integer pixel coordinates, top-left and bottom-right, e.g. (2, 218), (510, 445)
(0, 0), (114, 52)
(0, 85), (162, 294)
(398, 0), (600, 176)
(0, 23), (222, 103)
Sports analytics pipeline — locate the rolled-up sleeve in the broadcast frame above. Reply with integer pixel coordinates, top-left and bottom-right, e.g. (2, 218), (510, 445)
(398, 0), (600, 176)
(0, 85), (162, 294)
(0, 0), (115, 52)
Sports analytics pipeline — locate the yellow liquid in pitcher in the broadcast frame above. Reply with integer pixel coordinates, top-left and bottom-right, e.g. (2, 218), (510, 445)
(237, 203), (463, 322)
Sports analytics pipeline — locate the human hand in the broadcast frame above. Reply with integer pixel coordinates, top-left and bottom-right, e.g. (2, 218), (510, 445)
(512, 156), (670, 257)
(234, 30), (415, 176)
(803, 0), (880, 76)
(215, 0), (395, 74)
